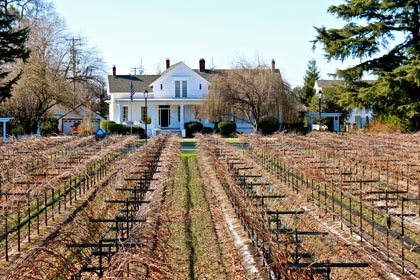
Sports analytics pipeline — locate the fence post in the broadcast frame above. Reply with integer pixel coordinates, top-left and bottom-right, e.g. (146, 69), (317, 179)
(5, 212), (8, 261)
(27, 195), (31, 243)
(44, 192), (48, 226)
(17, 210), (21, 252)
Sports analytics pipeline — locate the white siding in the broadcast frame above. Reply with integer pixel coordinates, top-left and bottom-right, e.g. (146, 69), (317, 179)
(151, 63), (209, 99)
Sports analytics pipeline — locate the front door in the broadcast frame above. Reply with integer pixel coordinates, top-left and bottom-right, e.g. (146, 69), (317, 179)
(159, 105), (170, 127)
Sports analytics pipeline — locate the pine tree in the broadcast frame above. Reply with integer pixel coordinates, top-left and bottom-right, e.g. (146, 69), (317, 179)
(0, 8), (29, 101)
(301, 59), (320, 106)
(313, 0), (420, 131)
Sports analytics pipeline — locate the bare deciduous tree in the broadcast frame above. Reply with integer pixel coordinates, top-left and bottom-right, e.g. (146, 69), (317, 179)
(202, 59), (303, 132)
(1, 0), (107, 133)
(2, 4), (71, 132)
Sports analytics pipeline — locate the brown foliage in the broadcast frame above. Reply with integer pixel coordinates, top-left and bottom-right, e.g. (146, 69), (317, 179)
(201, 59), (302, 132)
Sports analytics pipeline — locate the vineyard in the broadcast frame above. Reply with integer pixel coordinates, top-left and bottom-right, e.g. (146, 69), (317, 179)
(0, 132), (419, 279)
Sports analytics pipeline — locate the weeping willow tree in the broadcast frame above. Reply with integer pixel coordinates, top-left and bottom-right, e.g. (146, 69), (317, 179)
(201, 59), (303, 133)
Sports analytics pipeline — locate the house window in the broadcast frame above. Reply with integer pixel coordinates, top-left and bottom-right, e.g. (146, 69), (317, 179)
(182, 81), (187, 97)
(141, 106), (146, 122)
(160, 84), (163, 90)
(199, 84), (202, 90)
(175, 80), (187, 97)
(175, 81), (180, 97)
(122, 106), (128, 122)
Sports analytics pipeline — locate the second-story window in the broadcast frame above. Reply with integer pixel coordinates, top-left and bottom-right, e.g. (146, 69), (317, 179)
(160, 84), (163, 90)
(175, 80), (187, 97)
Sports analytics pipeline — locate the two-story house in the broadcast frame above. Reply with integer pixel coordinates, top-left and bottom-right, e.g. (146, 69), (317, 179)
(107, 58), (255, 136)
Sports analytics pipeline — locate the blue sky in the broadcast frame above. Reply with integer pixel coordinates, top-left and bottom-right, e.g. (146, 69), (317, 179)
(51, 0), (348, 87)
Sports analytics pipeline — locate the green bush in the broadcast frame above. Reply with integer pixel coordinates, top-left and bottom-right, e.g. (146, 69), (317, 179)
(184, 121), (203, 138)
(100, 120), (116, 133)
(217, 121), (236, 137)
(11, 126), (25, 137)
(107, 123), (128, 134)
(259, 117), (280, 135)
(106, 122), (144, 136)
(40, 117), (59, 136)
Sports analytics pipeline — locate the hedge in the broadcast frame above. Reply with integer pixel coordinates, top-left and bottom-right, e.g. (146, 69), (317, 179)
(106, 122), (144, 136)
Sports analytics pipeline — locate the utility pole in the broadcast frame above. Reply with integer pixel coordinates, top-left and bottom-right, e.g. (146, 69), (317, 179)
(131, 67), (140, 75)
(131, 60), (144, 75)
(67, 37), (81, 107)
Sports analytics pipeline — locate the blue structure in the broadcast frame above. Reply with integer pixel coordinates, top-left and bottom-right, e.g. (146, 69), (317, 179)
(0, 118), (13, 141)
(0, 117), (13, 141)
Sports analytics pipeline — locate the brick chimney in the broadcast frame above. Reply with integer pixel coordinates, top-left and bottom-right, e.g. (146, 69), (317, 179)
(112, 65), (116, 76)
(271, 59), (275, 71)
(199, 58), (205, 72)
(166, 58), (170, 69)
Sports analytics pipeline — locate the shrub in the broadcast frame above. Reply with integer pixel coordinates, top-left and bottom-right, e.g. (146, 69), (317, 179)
(217, 121), (236, 137)
(365, 120), (398, 133)
(184, 121), (203, 138)
(100, 120), (116, 133)
(40, 117), (59, 136)
(132, 126), (145, 138)
(259, 117), (280, 135)
(11, 126), (25, 137)
(106, 122), (144, 136)
(107, 123), (128, 134)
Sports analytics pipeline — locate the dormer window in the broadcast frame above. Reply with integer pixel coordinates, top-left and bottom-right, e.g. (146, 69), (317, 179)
(175, 80), (187, 97)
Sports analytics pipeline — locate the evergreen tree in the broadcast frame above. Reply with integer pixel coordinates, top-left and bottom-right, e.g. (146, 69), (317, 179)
(301, 59), (320, 106)
(313, 0), (420, 131)
(0, 6), (29, 101)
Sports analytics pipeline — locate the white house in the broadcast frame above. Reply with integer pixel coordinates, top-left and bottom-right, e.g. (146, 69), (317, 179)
(107, 59), (257, 136)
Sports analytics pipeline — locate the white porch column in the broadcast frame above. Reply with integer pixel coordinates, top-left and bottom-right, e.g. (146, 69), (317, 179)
(150, 104), (156, 134)
(180, 104), (185, 127)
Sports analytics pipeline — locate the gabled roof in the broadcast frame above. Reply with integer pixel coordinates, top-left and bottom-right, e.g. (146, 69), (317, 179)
(316, 80), (342, 88)
(56, 103), (105, 120)
(315, 79), (376, 88)
(194, 68), (281, 81)
(150, 62), (210, 86)
(108, 75), (158, 93)
(108, 63), (282, 93)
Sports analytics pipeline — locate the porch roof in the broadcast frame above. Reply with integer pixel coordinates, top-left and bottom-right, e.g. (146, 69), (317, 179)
(114, 98), (203, 104)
